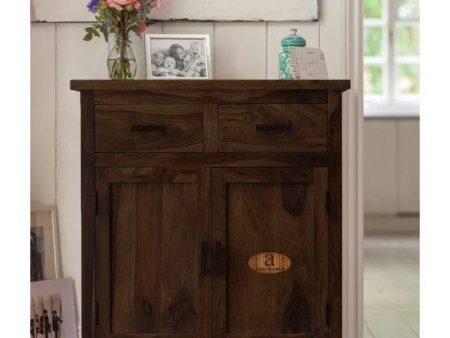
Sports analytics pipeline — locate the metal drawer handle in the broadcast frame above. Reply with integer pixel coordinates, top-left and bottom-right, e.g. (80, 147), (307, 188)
(255, 124), (292, 132)
(130, 124), (167, 132)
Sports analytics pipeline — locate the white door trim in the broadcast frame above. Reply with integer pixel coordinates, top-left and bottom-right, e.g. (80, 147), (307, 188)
(342, 0), (364, 337)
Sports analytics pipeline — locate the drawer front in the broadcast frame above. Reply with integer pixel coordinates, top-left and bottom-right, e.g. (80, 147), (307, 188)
(95, 105), (203, 152)
(218, 104), (328, 152)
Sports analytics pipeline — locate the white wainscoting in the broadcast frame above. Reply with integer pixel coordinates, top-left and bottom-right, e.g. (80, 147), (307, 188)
(31, 24), (56, 206)
(31, 1), (365, 335)
(364, 118), (420, 215)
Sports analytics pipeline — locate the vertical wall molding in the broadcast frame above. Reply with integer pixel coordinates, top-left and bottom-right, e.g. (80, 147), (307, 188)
(342, 0), (364, 337)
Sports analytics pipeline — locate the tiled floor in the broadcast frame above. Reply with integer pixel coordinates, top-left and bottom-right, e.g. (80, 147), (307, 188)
(364, 221), (419, 337)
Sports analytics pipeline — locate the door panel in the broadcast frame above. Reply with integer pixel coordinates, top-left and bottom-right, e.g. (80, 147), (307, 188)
(212, 168), (328, 338)
(96, 168), (210, 338)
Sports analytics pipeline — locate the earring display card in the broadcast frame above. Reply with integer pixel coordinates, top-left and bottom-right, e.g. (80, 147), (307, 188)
(289, 48), (329, 80)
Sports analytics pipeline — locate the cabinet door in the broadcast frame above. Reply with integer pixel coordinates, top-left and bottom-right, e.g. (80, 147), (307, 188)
(95, 168), (210, 338)
(212, 168), (329, 338)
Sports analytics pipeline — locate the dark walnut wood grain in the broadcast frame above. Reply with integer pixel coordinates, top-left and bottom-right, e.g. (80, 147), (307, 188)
(94, 152), (329, 168)
(95, 104), (203, 152)
(327, 91), (343, 338)
(95, 167), (209, 337)
(212, 168), (328, 338)
(204, 104), (219, 153)
(93, 89), (328, 105)
(71, 79), (350, 91)
(72, 80), (350, 338)
(80, 91), (96, 338)
(219, 104), (328, 152)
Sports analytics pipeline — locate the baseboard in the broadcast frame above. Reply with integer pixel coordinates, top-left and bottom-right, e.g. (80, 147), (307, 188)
(365, 214), (420, 234)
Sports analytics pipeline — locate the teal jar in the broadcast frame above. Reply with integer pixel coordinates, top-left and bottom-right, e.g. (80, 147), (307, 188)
(278, 29), (306, 79)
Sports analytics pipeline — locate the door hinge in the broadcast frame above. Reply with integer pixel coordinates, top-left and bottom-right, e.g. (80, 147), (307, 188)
(325, 301), (331, 327)
(95, 301), (99, 326)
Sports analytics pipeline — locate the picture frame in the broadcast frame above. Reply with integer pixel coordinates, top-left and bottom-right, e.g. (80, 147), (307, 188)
(145, 34), (212, 80)
(31, 206), (61, 282)
(31, 278), (78, 338)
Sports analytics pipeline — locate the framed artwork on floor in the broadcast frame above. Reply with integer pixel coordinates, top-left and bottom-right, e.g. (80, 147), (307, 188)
(31, 206), (61, 282)
(31, 278), (78, 338)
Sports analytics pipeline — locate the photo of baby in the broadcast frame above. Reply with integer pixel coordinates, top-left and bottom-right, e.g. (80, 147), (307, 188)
(146, 35), (211, 79)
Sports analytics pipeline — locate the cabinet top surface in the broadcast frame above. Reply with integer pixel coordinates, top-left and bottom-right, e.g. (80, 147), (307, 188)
(70, 79), (351, 92)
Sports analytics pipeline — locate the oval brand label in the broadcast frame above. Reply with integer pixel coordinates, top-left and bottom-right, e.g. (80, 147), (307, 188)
(248, 252), (292, 274)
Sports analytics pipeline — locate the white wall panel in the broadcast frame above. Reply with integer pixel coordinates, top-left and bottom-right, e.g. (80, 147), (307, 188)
(162, 22), (214, 36)
(214, 23), (266, 79)
(153, 0), (319, 22)
(32, 0), (319, 22)
(398, 119), (420, 213)
(266, 22), (319, 79)
(31, 23), (56, 206)
(32, 0), (89, 22)
(319, 0), (345, 78)
(55, 23), (109, 323)
(364, 120), (398, 214)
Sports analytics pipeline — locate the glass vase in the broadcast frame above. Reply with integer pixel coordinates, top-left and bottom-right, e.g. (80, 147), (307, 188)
(107, 33), (137, 80)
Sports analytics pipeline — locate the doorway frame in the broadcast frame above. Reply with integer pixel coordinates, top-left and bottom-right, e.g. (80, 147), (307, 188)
(341, 0), (364, 337)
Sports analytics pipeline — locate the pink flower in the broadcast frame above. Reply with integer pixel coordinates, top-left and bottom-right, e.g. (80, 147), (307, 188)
(106, 0), (127, 11)
(106, 0), (142, 11)
(150, 0), (164, 10)
(138, 23), (147, 34)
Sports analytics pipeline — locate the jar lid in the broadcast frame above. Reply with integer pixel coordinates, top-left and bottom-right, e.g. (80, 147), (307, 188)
(281, 28), (306, 47)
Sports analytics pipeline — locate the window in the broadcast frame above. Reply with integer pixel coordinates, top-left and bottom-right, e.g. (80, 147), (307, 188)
(363, 0), (420, 116)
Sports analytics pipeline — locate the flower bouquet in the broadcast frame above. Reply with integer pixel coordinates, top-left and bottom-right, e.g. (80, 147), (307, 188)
(84, 0), (164, 79)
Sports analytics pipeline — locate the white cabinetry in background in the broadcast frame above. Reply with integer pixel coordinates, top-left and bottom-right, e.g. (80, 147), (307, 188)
(365, 118), (420, 215)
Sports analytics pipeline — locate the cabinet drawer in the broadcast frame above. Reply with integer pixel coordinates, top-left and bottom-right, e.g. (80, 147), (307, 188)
(95, 105), (203, 152)
(218, 104), (328, 152)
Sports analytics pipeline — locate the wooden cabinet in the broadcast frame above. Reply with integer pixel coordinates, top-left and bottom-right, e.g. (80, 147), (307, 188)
(71, 80), (350, 338)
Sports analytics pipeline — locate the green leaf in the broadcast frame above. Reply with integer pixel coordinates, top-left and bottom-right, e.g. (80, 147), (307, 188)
(100, 26), (109, 42)
(83, 33), (93, 41)
(84, 26), (101, 40)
